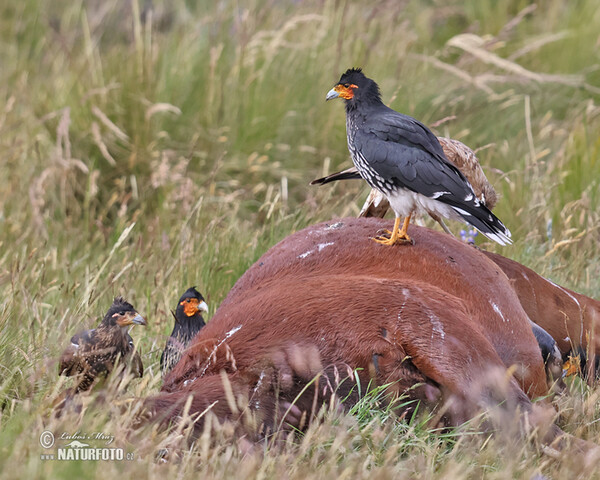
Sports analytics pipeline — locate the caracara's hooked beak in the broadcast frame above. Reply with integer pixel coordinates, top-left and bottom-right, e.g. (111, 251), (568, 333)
(326, 87), (340, 101)
(131, 313), (147, 326)
(118, 312), (147, 327)
(198, 300), (209, 314)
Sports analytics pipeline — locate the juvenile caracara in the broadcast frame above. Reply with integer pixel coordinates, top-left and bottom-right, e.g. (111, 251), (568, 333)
(59, 297), (146, 393)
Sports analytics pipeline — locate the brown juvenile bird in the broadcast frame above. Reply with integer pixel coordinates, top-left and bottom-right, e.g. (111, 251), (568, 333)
(324, 68), (510, 245)
(59, 297), (146, 393)
(312, 137), (498, 235)
(160, 287), (208, 377)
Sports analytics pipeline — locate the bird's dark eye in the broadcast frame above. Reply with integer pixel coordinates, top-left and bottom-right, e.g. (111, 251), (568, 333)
(186, 299), (191, 303)
(343, 83), (350, 88)
(119, 311), (126, 316)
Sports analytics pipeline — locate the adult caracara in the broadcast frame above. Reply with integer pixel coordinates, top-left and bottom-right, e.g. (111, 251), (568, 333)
(58, 297), (146, 393)
(325, 68), (511, 246)
(312, 137), (498, 235)
(160, 287), (208, 377)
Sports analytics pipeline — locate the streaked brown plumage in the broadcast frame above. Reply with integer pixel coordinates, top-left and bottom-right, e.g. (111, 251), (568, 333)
(58, 297), (146, 393)
(312, 137), (498, 235)
(439, 137), (497, 209)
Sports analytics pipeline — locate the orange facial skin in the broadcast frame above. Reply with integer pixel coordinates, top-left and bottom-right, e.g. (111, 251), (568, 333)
(181, 298), (201, 317)
(334, 83), (358, 100)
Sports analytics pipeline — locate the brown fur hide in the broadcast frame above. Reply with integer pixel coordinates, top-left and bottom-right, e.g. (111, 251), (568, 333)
(145, 218), (598, 458)
(485, 251), (600, 380)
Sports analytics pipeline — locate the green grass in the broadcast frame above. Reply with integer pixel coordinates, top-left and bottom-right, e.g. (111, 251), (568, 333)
(1, 0), (600, 477)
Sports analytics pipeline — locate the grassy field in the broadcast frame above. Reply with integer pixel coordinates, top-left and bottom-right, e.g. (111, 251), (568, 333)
(1, 0), (599, 477)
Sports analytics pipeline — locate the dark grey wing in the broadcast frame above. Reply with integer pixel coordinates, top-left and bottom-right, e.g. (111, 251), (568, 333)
(355, 111), (511, 245)
(370, 109), (452, 164)
(354, 120), (475, 200)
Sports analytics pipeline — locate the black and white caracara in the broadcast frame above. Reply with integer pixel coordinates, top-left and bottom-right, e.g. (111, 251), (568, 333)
(58, 297), (146, 393)
(311, 136), (498, 234)
(325, 68), (511, 246)
(160, 287), (208, 377)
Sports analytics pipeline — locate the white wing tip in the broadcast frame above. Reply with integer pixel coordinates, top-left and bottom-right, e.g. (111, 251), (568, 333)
(481, 228), (512, 246)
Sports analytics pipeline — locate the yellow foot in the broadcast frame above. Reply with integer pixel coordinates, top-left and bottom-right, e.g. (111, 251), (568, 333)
(372, 230), (412, 246)
(372, 215), (413, 246)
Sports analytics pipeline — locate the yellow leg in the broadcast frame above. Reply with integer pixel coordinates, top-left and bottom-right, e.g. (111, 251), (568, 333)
(397, 215), (412, 242)
(373, 215), (412, 246)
